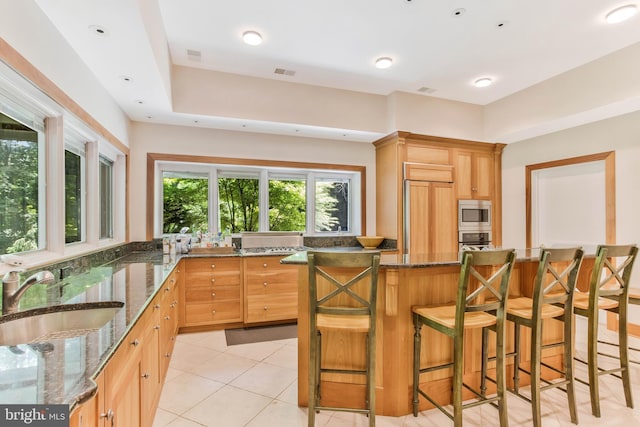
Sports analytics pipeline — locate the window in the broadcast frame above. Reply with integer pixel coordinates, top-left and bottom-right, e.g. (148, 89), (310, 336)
(162, 172), (208, 234)
(218, 174), (259, 233)
(99, 156), (113, 239)
(156, 160), (361, 236)
(269, 176), (306, 231)
(0, 112), (43, 254)
(315, 177), (350, 233)
(65, 143), (85, 244)
(0, 59), (127, 260)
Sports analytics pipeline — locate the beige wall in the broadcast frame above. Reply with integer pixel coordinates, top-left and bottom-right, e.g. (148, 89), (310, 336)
(485, 42), (640, 144)
(501, 109), (640, 258)
(129, 122), (377, 242)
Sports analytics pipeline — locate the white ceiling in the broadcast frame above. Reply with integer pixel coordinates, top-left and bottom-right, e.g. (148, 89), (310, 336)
(33, 0), (640, 143)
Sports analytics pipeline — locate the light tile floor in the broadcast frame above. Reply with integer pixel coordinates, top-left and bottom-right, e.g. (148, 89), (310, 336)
(153, 318), (640, 426)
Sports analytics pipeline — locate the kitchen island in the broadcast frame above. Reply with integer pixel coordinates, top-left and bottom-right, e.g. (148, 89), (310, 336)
(283, 249), (594, 417)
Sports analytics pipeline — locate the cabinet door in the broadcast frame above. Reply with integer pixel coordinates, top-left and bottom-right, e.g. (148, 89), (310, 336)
(407, 181), (431, 255)
(69, 393), (98, 427)
(105, 348), (143, 427)
(141, 309), (161, 426)
(473, 152), (494, 199)
(406, 181), (456, 255)
(431, 183), (458, 254)
(455, 150), (494, 200)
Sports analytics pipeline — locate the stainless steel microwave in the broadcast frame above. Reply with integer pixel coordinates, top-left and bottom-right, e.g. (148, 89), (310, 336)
(458, 200), (491, 231)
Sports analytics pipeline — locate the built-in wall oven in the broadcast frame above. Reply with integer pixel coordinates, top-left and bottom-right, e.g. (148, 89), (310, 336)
(458, 200), (492, 250)
(458, 230), (492, 251)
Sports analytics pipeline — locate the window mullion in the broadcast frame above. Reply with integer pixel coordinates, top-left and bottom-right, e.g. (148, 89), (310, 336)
(85, 141), (99, 244)
(260, 170), (269, 231)
(209, 168), (218, 235)
(45, 116), (65, 254)
(307, 172), (316, 235)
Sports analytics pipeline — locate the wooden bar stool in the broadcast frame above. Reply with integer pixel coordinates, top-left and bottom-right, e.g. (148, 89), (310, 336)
(573, 244), (638, 417)
(412, 249), (516, 427)
(497, 247), (583, 427)
(307, 251), (381, 427)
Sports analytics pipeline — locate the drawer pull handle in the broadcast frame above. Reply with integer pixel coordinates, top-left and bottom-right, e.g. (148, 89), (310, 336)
(263, 263), (268, 268)
(211, 293), (216, 298)
(142, 373), (150, 379)
(212, 310), (216, 315)
(264, 306), (268, 311)
(165, 353), (171, 358)
(154, 325), (160, 330)
(165, 287), (170, 292)
(131, 339), (140, 347)
(154, 304), (161, 309)
(211, 264), (216, 269)
(165, 315), (171, 321)
(263, 282), (268, 287)
(100, 409), (114, 421)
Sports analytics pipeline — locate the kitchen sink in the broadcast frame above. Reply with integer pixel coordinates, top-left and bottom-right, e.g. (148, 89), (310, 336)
(0, 301), (124, 346)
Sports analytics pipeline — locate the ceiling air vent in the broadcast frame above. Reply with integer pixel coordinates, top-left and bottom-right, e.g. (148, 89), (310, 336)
(417, 86), (436, 94)
(274, 68), (296, 76)
(187, 49), (201, 61)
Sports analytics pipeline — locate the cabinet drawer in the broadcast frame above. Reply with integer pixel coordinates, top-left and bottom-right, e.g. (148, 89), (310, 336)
(246, 278), (296, 295)
(246, 265), (297, 284)
(245, 294), (298, 323)
(186, 272), (240, 287)
(244, 256), (289, 270)
(185, 301), (241, 325)
(187, 257), (240, 271)
(404, 162), (454, 183)
(185, 286), (240, 302)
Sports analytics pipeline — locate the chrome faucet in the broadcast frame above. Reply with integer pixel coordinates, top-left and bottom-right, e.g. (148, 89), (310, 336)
(2, 270), (55, 315)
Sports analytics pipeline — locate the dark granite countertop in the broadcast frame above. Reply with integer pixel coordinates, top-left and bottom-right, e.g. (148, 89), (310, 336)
(0, 251), (179, 411)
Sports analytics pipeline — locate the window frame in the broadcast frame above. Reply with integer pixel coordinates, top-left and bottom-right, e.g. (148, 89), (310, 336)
(149, 153), (366, 238)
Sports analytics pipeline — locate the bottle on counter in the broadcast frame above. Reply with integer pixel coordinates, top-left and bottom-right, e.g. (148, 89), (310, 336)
(222, 227), (232, 247)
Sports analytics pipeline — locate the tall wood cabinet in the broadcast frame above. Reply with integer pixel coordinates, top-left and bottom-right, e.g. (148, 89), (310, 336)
(374, 131), (505, 253)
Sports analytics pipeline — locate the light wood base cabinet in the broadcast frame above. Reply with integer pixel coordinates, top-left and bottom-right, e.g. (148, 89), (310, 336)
(243, 256), (298, 324)
(71, 260), (183, 427)
(182, 257), (242, 327)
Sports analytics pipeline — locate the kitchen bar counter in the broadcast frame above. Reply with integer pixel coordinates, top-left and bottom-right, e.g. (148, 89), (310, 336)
(283, 248), (595, 416)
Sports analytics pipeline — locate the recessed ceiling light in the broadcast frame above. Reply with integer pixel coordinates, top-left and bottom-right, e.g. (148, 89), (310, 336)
(375, 57), (393, 69)
(134, 99), (144, 104)
(605, 4), (638, 23)
(119, 75), (133, 83)
(242, 31), (262, 46)
(473, 77), (493, 88)
(88, 25), (108, 36)
(452, 8), (466, 17)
